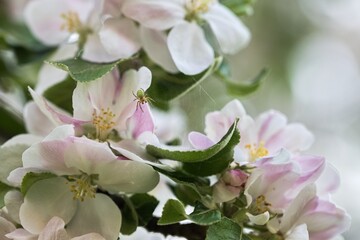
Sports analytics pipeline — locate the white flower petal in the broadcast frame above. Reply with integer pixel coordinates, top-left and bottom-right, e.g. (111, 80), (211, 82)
(168, 22), (214, 75)
(66, 194), (121, 240)
(122, 0), (185, 30)
(246, 212), (270, 225)
(19, 178), (77, 234)
(4, 190), (23, 224)
(140, 27), (178, 73)
(286, 224), (309, 240)
(99, 18), (141, 59)
(24, 0), (69, 45)
(97, 159), (159, 193)
(204, 4), (250, 54)
(23, 102), (57, 136)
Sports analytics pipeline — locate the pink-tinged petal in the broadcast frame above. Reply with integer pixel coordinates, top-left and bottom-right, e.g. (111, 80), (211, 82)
(221, 99), (247, 120)
(188, 132), (214, 150)
(82, 34), (120, 62)
(36, 44), (77, 94)
(168, 22), (214, 75)
(38, 217), (68, 240)
(24, 0), (70, 45)
(97, 159), (160, 193)
(66, 193), (121, 240)
(292, 155), (325, 191)
(205, 112), (232, 143)
(280, 185), (317, 234)
(286, 224), (309, 240)
(301, 198), (351, 240)
(99, 18), (141, 59)
(22, 130), (78, 176)
(246, 212), (270, 225)
(256, 110), (287, 143)
(72, 69), (120, 120)
(140, 27), (178, 73)
(316, 163), (340, 196)
(203, 4), (250, 54)
(126, 103), (155, 139)
(122, 0), (185, 30)
(19, 178), (77, 234)
(0, 216), (16, 238)
(5, 228), (37, 240)
(29, 88), (78, 127)
(266, 123), (314, 153)
(23, 102), (57, 136)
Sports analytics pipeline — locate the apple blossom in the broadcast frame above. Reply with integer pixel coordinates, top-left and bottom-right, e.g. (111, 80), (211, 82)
(189, 99), (314, 163)
(25, 0), (140, 62)
(244, 150), (325, 225)
(122, 0), (250, 75)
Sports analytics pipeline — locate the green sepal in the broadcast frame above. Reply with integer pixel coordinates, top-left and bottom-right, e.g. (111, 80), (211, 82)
(216, 60), (269, 96)
(21, 172), (57, 195)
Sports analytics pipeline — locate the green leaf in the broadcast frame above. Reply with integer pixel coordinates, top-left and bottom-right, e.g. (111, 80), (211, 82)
(146, 118), (239, 163)
(120, 195), (138, 235)
(206, 217), (242, 240)
(216, 60), (269, 96)
(147, 57), (223, 103)
(0, 182), (13, 208)
(158, 199), (221, 226)
(0, 144), (29, 185)
(130, 193), (159, 226)
(158, 199), (187, 225)
(172, 184), (202, 206)
(21, 172), (57, 195)
(188, 203), (222, 226)
(43, 76), (76, 113)
(0, 107), (26, 138)
(46, 57), (132, 82)
(182, 122), (240, 176)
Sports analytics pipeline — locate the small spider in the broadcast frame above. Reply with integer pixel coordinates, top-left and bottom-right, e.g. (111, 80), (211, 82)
(133, 88), (153, 112)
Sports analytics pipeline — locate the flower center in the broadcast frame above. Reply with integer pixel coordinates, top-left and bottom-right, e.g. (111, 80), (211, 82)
(67, 173), (98, 201)
(245, 141), (269, 162)
(249, 195), (272, 215)
(92, 107), (116, 141)
(186, 0), (214, 14)
(60, 11), (82, 33)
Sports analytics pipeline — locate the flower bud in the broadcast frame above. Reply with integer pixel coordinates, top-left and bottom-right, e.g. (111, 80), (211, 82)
(213, 169), (248, 203)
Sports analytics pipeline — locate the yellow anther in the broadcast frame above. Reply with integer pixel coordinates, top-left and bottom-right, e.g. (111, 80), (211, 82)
(60, 11), (82, 33)
(67, 174), (97, 202)
(245, 141), (269, 162)
(92, 107), (116, 140)
(186, 0), (214, 14)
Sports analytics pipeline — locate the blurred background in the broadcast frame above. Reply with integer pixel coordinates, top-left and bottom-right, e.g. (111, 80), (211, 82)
(0, 0), (359, 239)
(182, 0), (360, 239)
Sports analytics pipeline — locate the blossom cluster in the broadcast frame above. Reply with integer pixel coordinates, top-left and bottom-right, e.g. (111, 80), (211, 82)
(0, 0), (351, 240)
